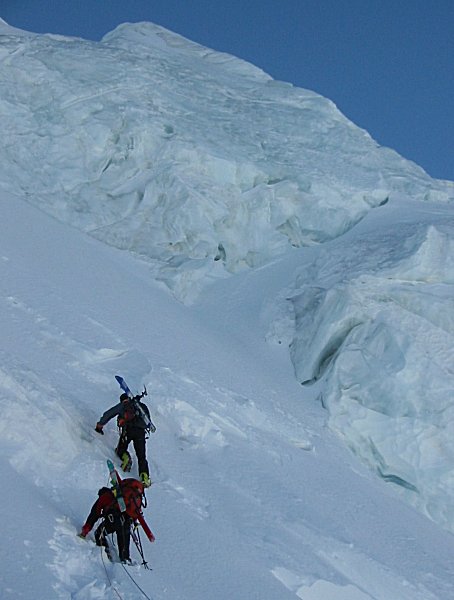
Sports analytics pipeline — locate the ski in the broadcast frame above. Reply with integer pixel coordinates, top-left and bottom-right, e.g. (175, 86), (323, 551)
(107, 459), (127, 512)
(115, 374), (133, 397)
(136, 513), (155, 543)
(115, 375), (156, 433)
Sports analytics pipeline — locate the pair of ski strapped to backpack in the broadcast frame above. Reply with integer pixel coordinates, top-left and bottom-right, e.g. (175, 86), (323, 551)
(107, 458), (155, 543)
(115, 375), (156, 434)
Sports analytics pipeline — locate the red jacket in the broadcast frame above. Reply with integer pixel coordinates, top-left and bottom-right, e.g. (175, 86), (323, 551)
(80, 487), (118, 537)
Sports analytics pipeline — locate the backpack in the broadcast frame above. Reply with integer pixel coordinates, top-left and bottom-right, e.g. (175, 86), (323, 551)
(120, 478), (146, 519)
(117, 399), (139, 427)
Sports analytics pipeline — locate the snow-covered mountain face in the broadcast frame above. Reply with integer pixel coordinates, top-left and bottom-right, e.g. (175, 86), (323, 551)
(0, 19), (452, 303)
(2, 15), (454, 550)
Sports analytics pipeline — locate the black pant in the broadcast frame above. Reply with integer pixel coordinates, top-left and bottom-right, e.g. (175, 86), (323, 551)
(116, 427), (149, 476)
(95, 511), (132, 561)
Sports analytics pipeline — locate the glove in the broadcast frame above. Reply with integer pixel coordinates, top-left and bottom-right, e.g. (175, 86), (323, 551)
(79, 524), (90, 538)
(95, 423), (104, 435)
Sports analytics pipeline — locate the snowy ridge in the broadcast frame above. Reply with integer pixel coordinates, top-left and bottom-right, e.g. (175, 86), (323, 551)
(102, 21), (271, 81)
(0, 20), (452, 301)
(0, 17), (33, 36)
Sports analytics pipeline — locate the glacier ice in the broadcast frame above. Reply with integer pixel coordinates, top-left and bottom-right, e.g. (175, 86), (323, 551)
(0, 21), (452, 301)
(287, 214), (454, 529)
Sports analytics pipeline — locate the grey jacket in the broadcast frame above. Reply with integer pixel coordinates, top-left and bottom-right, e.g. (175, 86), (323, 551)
(98, 399), (150, 430)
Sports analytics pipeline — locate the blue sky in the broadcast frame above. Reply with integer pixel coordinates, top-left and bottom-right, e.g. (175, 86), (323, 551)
(3, 1), (453, 181)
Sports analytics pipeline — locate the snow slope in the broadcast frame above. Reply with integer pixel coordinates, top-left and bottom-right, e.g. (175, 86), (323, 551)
(1, 17), (454, 600)
(2, 190), (454, 600)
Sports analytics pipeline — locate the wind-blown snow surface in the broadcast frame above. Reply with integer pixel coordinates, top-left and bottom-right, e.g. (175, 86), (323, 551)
(1, 17), (454, 600)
